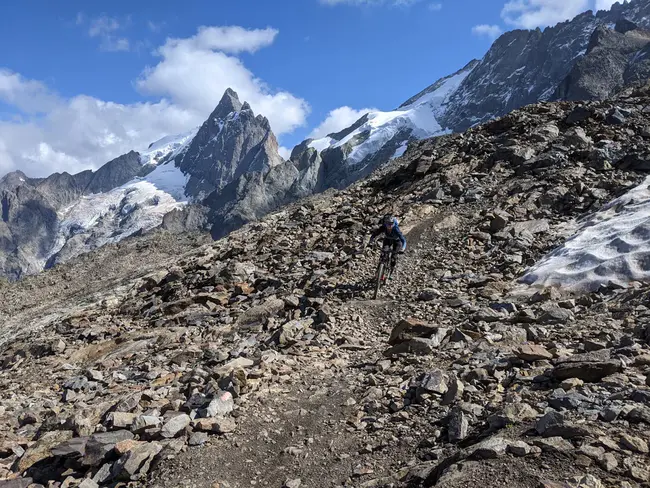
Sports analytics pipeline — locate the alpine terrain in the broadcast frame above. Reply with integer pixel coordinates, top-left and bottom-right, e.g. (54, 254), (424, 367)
(3, 79), (650, 486)
(5, 2), (650, 279)
(4, 1), (650, 486)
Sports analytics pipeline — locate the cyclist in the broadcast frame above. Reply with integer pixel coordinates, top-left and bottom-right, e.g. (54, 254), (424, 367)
(365, 214), (407, 274)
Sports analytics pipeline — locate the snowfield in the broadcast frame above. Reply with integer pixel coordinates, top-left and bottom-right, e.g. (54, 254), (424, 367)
(139, 128), (198, 166)
(307, 65), (475, 165)
(48, 172), (187, 262)
(520, 176), (650, 292)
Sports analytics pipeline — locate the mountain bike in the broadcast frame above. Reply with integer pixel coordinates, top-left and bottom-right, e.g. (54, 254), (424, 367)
(374, 242), (395, 299)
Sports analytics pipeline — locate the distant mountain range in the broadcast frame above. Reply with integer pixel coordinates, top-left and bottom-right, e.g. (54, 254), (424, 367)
(3, 0), (650, 280)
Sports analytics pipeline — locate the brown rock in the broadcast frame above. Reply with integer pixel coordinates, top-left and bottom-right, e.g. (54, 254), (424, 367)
(15, 430), (73, 473)
(388, 318), (448, 346)
(513, 344), (553, 361)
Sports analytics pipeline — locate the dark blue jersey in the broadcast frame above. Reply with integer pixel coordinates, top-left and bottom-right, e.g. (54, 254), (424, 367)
(370, 222), (407, 250)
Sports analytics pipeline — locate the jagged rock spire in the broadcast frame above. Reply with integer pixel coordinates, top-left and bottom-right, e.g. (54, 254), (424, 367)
(211, 88), (244, 120)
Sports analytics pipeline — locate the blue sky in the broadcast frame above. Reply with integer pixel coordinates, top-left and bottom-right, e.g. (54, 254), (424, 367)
(0, 0), (620, 177)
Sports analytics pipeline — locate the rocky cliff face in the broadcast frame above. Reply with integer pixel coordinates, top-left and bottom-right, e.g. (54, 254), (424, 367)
(173, 89), (284, 200)
(439, 1), (650, 132)
(0, 90), (286, 280)
(555, 20), (650, 100)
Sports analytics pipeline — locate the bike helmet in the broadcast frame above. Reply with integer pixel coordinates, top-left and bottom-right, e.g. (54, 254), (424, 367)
(382, 214), (396, 227)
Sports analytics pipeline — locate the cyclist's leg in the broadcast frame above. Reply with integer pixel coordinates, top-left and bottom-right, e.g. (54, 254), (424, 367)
(390, 241), (399, 270)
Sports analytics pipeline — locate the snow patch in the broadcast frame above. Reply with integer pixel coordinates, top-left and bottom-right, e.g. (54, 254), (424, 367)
(308, 137), (334, 153)
(392, 141), (408, 159)
(520, 177), (650, 293)
(139, 128), (198, 166)
(48, 164), (189, 263)
(313, 66), (473, 167)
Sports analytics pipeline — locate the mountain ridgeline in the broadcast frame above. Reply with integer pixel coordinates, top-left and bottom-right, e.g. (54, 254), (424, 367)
(3, 0), (650, 279)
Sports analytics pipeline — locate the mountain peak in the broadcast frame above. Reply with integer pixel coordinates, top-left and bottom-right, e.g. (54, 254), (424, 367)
(211, 88), (243, 120)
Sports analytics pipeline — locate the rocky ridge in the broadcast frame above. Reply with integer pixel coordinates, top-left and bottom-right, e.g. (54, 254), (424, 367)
(6, 2), (650, 281)
(0, 90), (281, 281)
(204, 1), (650, 243)
(2, 86), (650, 487)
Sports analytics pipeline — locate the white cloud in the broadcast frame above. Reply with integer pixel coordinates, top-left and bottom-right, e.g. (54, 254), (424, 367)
(166, 26), (279, 54)
(501, 0), (590, 28)
(0, 70), (60, 113)
(88, 15), (121, 38)
(0, 25), (309, 178)
(78, 14), (132, 52)
(147, 20), (166, 33)
(429, 2), (443, 10)
(594, 0), (619, 10)
(472, 24), (503, 40)
(278, 146), (291, 160)
(137, 26), (308, 135)
(308, 106), (376, 139)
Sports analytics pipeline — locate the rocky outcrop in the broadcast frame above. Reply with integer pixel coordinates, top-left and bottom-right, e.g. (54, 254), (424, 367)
(173, 89), (284, 200)
(439, 0), (650, 132)
(555, 21), (650, 100)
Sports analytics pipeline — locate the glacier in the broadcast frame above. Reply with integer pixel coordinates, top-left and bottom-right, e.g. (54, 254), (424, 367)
(520, 176), (650, 293)
(307, 64), (475, 166)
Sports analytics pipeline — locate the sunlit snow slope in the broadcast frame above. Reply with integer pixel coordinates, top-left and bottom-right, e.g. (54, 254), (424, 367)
(45, 131), (198, 265)
(139, 128), (198, 166)
(521, 176), (650, 292)
(307, 63), (476, 165)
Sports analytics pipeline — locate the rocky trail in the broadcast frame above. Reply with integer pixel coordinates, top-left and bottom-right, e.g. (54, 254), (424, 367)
(2, 88), (650, 488)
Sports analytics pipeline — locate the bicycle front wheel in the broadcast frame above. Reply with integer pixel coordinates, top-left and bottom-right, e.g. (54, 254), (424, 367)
(374, 262), (385, 299)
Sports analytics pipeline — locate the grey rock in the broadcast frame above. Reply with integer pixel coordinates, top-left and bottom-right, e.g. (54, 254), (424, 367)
(160, 414), (191, 439)
(507, 440), (534, 457)
(0, 479), (34, 488)
(384, 337), (439, 356)
(536, 411), (564, 436)
(111, 441), (162, 481)
(78, 479), (99, 488)
(131, 415), (162, 433)
(447, 408), (469, 442)
(82, 430), (134, 467)
(467, 437), (510, 459)
(198, 391), (234, 418)
(419, 369), (448, 395)
(188, 432), (209, 446)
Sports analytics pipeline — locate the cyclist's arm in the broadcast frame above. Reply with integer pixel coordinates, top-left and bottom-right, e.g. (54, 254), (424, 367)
(369, 226), (383, 243)
(396, 227), (407, 251)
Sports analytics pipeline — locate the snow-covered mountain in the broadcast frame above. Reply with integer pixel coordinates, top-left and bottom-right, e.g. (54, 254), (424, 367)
(4, 0), (650, 280)
(139, 129), (198, 167)
(0, 90), (281, 279)
(304, 61), (478, 171)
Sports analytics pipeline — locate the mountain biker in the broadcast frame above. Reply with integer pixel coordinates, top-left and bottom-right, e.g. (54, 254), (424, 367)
(365, 214), (407, 274)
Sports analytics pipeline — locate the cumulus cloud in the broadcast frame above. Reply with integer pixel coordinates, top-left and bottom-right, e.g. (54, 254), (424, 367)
(0, 70), (60, 114)
(308, 106), (376, 139)
(472, 24), (503, 39)
(501, 0), (590, 29)
(137, 26), (308, 135)
(0, 25), (309, 178)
